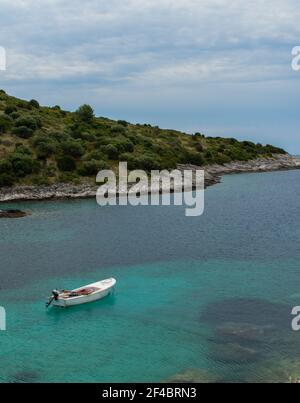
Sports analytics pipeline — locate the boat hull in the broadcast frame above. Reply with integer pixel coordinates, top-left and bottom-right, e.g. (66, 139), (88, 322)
(52, 278), (116, 308)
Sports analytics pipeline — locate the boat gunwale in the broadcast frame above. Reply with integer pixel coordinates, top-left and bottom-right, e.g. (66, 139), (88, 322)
(56, 278), (116, 302)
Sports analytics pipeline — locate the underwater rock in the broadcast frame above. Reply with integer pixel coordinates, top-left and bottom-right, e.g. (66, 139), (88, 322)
(211, 342), (259, 364)
(0, 209), (27, 218)
(201, 298), (290, 329)
(164, 368), (219, 383)
(10, 370), (40, 383)
(215, 323), (269, 343)
(201, 298), (293, 369)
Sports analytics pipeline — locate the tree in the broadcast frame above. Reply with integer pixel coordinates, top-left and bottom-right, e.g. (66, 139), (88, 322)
(15, 144), (32, 155)
(12, 126), (34, 139)
(104, 144), (119, 160)
(0, 173), (14, 187)
(9, 153), (40, 177)
(57, 156), (76, 172)
(0, 160), (13, 175)
(76, 104), (94, 123)
(187, 152), (205, 166)
(110, 125), (126, 135)
(0, 114), (13, 134)
(29, 99), (40, 108)
(60, 140), (84, 158)
(10, 112), (20, 120)
(117, 120), (129, 127)
(78, 160), (108, 176)
(4, 105), (17, 115)
(36, 142), (56, 159)
(15, 116), (38, 130)
(114, 139), (134, 153)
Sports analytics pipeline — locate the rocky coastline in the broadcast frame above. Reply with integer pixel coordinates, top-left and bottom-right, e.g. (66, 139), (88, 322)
(0, 154), (299, 203)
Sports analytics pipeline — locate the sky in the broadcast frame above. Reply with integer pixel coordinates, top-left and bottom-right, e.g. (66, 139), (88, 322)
(0, 0), (299, 152)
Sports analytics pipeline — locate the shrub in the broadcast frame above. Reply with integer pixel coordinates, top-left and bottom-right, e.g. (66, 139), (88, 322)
(9, 153), (40, 177)
(0, 114), (13, 133)
(114, 139), (134, 153)
(95, 137), (110, 146)
(227, 147), (252, 161)
(12, 126), (34, 139)
(194, 142), (204, 152)
(265, 144), (286, 154)
(103, 144), (119, 160)
(76, 104), (94, 123)
(36, 141), (57, 159)
(32, 175), (50, 186)
(60, 140), (84, 158)
(31, 115), (42, 128)
(4, 105), (17, 115)
(82, 150), (106, 161)
(45, 164), (57, 178)
(15, 116), (38, 130)
(110, 125), (127, 135)
(29, 99), (40, 108)
(0, 173), (15, 187)
(50, 131), (69, 143)
(57, 156), (76, 172)
(15, 144), (32, 155)
(78, 160), (108, 176)
(80, 132), (97, 142)
(242, 141), (256, 148)
(10, 112), (21, 120)
(119, 153), (137, 170)
(0, 160), (13, 175)
(186, 152), (205, 166)
(17, 100), (32, 110)
(214, 154), (232, 164)
(117, 120), (129, 127)
(134, 155), (161, 171)
(58, 172), (79, 183)
(32, 135), (57, 158)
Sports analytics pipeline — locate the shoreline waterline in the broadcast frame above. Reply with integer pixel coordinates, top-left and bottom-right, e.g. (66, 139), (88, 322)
(0, 154), (299, 203)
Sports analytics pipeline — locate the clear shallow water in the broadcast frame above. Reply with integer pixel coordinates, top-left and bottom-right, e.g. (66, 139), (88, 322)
(1, 170), (300, 383)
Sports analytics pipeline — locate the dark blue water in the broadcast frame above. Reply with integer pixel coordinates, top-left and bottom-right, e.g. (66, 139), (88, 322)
(1, 170), (300, 383)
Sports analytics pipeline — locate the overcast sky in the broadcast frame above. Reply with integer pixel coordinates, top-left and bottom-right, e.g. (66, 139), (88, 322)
(0, 0), (299, 152)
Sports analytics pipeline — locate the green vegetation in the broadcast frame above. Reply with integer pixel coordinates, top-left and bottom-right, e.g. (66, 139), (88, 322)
(0, 90), (287, 188)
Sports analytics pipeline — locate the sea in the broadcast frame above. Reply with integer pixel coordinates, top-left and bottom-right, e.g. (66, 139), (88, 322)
(1, 170), (300, 383)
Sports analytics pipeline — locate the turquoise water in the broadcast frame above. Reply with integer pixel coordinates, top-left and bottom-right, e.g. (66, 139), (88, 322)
(1, 170), (300, 383)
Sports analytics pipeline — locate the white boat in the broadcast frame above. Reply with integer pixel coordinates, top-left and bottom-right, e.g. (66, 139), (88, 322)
(46, 278), (116, 308)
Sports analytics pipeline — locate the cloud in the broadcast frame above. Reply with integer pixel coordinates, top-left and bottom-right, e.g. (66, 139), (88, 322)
(0, 0), (299, 151)
(0, 0), (299, 84)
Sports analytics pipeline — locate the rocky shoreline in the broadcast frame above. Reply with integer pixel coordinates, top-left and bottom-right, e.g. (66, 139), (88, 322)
(0, 154), (299, 203)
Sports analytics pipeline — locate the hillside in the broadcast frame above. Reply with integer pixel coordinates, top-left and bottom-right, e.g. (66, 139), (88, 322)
(0, 90), (286, 188)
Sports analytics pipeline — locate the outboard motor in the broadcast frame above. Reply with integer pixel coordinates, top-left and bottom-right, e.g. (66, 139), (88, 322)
(46, 290), (60, 308)
(52, 290), (60, 301)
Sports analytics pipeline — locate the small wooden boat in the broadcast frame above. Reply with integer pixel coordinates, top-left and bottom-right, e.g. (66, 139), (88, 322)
(46, 278), (116, 308)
